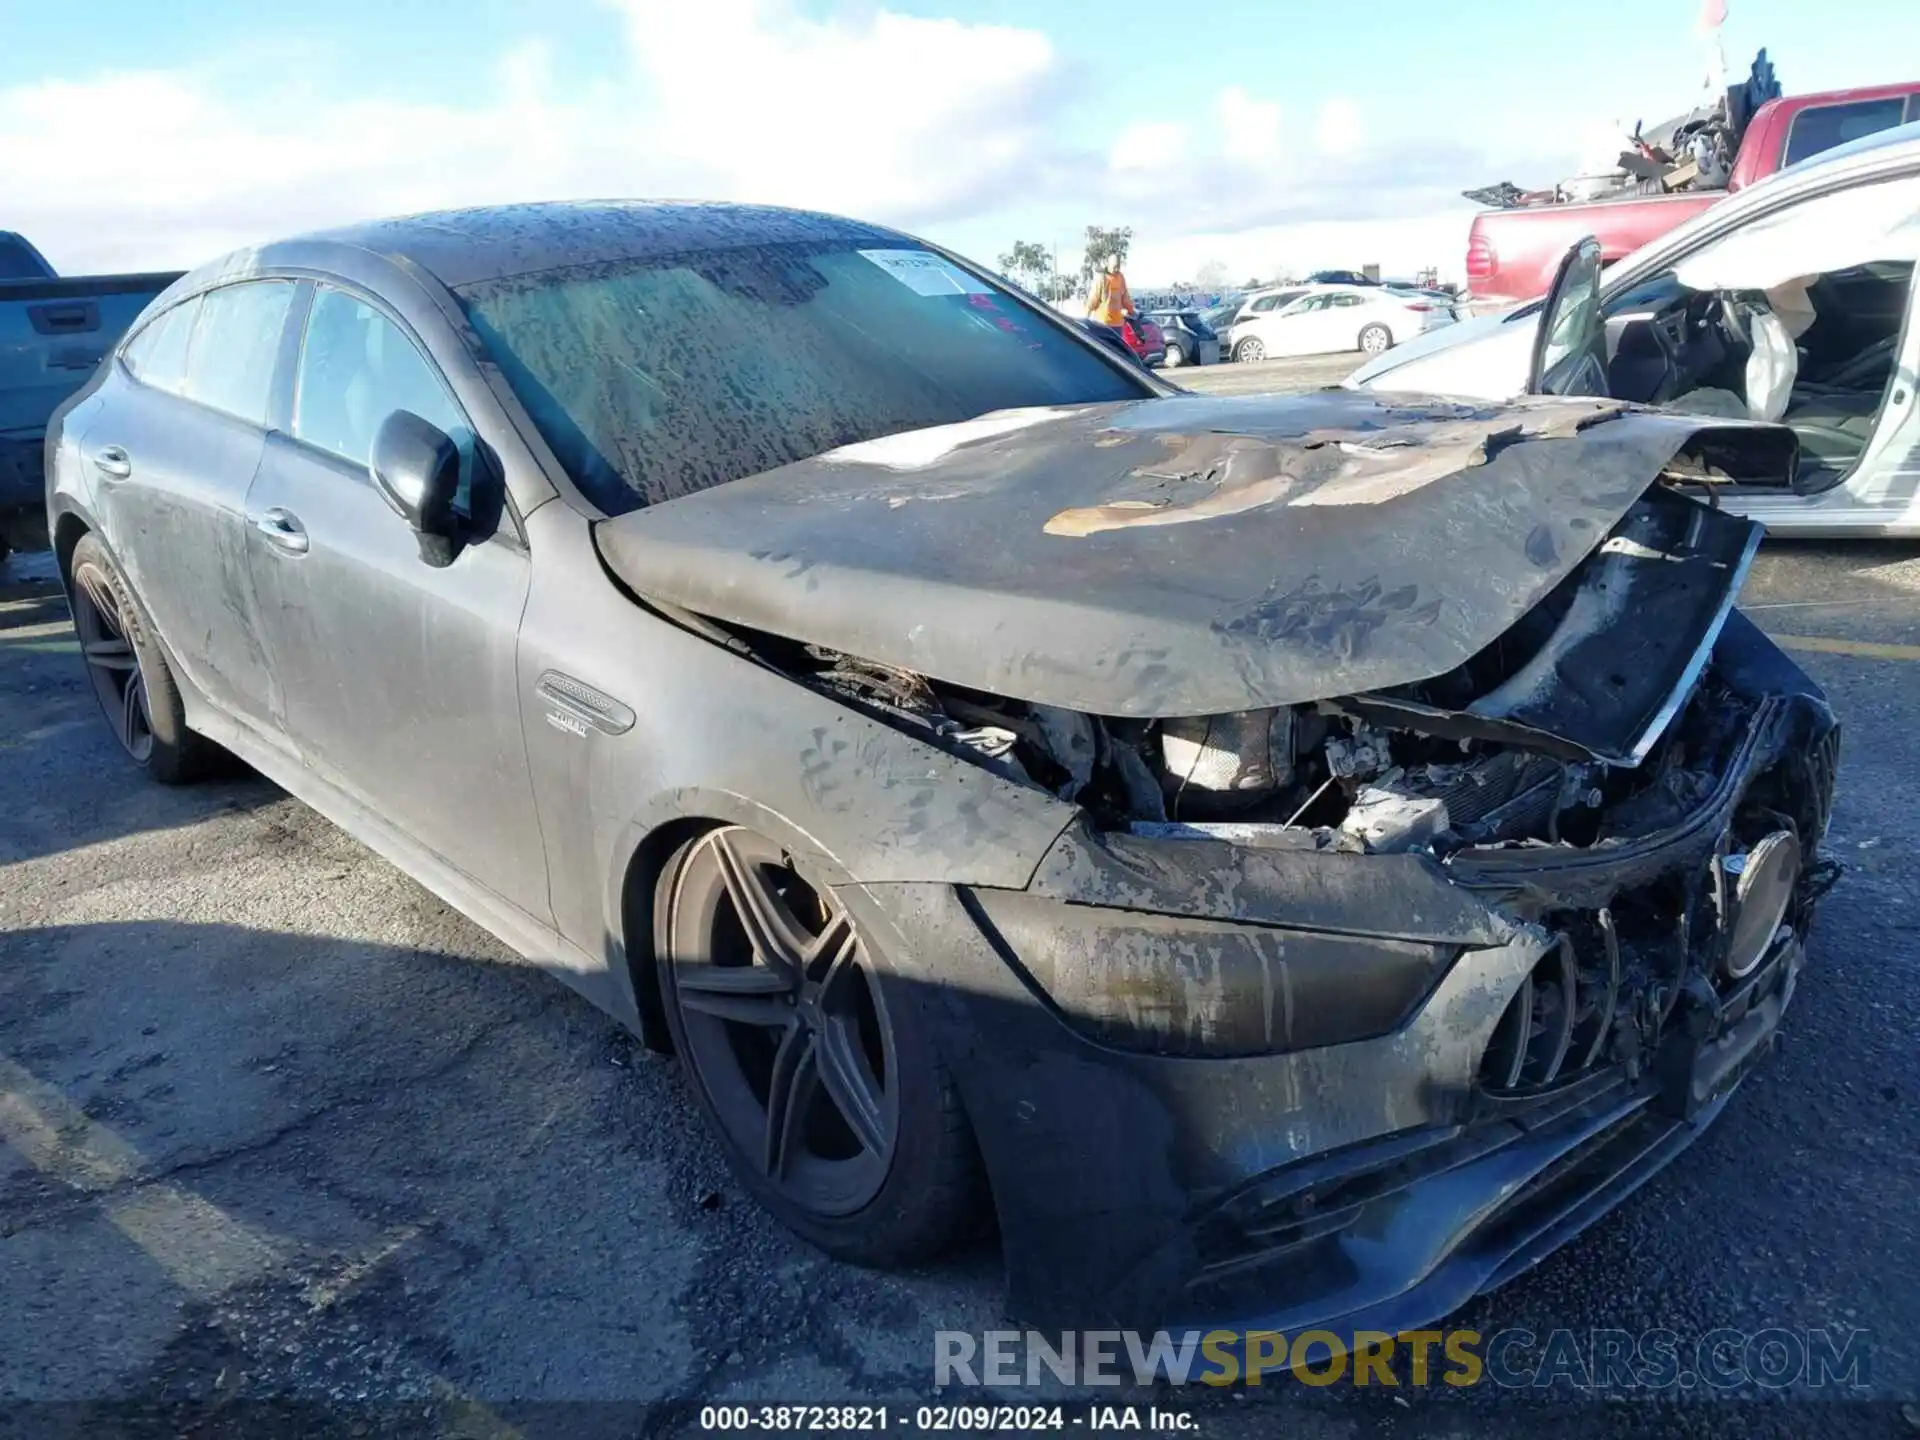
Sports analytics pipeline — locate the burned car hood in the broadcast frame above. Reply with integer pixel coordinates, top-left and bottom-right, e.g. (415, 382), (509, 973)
(595, 391), (1791, 721)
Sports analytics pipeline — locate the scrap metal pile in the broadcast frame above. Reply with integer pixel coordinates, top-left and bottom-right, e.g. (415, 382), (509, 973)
(1465, 50), (1781, 210)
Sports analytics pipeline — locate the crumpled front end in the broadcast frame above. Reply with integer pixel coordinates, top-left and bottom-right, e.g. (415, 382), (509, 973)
(615, 387), (1839, 1333)
(840, 608), (1838, 1333)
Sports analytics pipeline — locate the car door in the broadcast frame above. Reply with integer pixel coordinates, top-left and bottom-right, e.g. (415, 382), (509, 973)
(86, 283), (297, 754)
(1259, 294), (1332, 355)
(242, 281), (551, 921)
(1326, 292), (1372, 348)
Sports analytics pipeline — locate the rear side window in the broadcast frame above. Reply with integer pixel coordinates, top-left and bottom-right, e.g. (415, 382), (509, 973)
(183, 281), (295, 427)
(293, 286), (477, 506)
(121, 299), (202, 394)
(1783, 98), (1909, 167)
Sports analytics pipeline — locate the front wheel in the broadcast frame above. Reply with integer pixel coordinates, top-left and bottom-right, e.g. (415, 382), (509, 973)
(1233, 337), (1265, 363)
(655, 827), (983, 1266)
(1359, 323), (1393, 356)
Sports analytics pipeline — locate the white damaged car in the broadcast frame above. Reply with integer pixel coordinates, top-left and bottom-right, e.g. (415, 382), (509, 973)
(1352, 123), (1920, 537)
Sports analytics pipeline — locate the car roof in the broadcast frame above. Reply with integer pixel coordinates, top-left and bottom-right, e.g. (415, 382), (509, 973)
(272, 200), (914, 291)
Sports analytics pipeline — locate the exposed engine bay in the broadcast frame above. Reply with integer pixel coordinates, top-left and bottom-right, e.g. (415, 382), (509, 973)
(795, 641), (1750, 860)
(756, 483), (1769, 865)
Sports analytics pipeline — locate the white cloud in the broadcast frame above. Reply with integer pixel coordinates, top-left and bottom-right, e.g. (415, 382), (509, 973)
(1313, 97), (1364, 157)
(1107, 122), (1187, 172)
(1, 0), (1535, 286)
(1216, 87), (1281, 162)
(606, 0), (1058, 218)
(1, 0), (1062, 272)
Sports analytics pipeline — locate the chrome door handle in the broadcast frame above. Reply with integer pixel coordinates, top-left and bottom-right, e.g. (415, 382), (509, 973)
(251, 508), (309, 555)
(92, 445), (132, 479)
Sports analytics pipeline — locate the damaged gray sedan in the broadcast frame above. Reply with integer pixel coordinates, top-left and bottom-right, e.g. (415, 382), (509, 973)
(46, 202), (1840, 1336)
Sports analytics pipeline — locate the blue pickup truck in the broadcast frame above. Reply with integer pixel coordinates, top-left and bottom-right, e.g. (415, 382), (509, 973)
(0, 232), (181, 562)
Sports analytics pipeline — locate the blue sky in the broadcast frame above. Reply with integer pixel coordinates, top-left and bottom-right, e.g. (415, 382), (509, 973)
(4, 0), (1914, 282)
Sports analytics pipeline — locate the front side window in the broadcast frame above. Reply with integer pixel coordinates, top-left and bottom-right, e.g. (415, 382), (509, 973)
(455, 239), (1147, 514)
(1783, 98), (1909, 168)
(122, 298), (201, 394)
(293, 287), (477, 507)
(183, 281), (296, 427)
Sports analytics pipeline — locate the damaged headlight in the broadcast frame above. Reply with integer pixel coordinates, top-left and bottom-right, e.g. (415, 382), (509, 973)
(965, 887), (1456, 1058)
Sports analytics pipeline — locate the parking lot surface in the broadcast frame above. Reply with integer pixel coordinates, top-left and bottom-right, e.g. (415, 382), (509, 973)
(3, 352), (1917, 1436)
(1174, 351), (1363, 397)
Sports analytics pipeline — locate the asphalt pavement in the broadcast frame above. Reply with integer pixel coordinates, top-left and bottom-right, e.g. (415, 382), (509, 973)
(3, 354), (1918, 1437)
(1172, 351), (1363, 397)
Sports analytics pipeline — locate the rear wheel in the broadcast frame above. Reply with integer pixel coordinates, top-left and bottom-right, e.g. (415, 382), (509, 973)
(1359, 323), (1393, 355)
(68, 534), (216, 784)
(1233, 337), (1266, 363)
(655, 827), (982, 1265)
(1161, 342), (1186, 368)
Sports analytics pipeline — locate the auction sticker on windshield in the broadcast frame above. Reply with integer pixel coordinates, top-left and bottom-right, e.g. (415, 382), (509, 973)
(858, 249), (993, 296)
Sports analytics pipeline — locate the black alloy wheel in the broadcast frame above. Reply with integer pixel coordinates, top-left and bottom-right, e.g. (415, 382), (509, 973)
(67, 534), (216, 784)
(72, 554), (154, 765)
(656, 826), (981, 1264)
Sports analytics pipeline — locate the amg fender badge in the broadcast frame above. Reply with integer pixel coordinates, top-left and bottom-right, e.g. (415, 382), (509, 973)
(534, 671), (635, 737)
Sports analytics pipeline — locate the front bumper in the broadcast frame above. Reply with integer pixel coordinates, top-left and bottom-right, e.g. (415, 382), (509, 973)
(840, 618), (1839, 1333)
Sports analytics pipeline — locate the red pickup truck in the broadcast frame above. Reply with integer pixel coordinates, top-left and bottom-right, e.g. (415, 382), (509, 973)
(1465, 80), (1920, 308)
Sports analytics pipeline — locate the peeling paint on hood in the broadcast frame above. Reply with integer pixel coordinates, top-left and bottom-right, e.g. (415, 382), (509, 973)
(1042, 402), (1624, 536)
(594, 390), (1795, 719)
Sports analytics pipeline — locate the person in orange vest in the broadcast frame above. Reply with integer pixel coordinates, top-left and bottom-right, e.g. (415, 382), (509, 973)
(1086, 256), (1134, 328)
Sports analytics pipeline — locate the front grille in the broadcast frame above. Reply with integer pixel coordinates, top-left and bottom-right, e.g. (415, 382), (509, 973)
(1480, 913), (1628, 1092)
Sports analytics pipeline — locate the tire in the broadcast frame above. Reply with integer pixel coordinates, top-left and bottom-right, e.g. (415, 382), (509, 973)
(1162, 342), (1186, 368)
(68, 533), (218, 784)
(1359, 323), (1393, 356)
(1233, 337), (1265, 363)
(655, 827), (983, 1266)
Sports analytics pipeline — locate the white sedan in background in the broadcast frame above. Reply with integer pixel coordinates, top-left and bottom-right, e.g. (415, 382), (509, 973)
(1228, 284), (1457, 363)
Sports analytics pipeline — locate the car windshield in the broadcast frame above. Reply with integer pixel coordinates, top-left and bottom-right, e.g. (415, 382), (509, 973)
(454, 240), (1148, 513)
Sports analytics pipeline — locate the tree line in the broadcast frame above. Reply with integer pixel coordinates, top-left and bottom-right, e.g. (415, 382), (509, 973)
(998, 226), (1288, 303)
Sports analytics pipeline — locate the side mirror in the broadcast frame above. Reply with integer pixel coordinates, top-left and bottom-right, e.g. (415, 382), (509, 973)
(370, 410), (461, 567)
